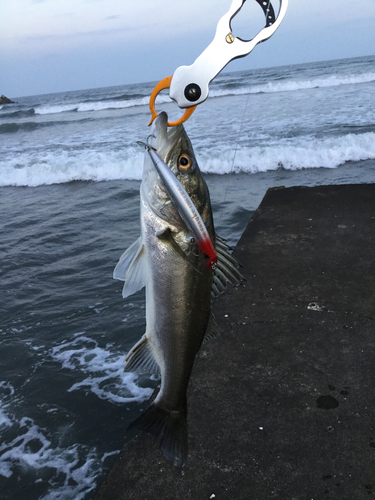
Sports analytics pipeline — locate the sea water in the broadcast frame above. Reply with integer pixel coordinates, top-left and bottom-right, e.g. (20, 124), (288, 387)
(1, 55), (375, 499)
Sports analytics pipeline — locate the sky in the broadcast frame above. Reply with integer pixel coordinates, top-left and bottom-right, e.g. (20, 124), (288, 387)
(1, 0), (375, 98)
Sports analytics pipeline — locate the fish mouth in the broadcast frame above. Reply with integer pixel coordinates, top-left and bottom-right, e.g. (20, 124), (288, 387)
(148, 112), (168, 149)
(148, 112), (185, 163)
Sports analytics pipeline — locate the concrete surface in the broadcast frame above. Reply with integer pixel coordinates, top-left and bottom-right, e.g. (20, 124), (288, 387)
(94, 184), (375, 500)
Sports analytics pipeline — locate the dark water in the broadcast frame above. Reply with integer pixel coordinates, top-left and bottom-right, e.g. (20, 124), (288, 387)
(2, 164), (375, 499)
(2, 161), (375, 498)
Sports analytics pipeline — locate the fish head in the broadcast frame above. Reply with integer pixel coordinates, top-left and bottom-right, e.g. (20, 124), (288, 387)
(145, 112), (209, 217)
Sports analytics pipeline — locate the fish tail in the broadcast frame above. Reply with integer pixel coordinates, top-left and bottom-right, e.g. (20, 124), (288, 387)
(128, 403), (188, 468)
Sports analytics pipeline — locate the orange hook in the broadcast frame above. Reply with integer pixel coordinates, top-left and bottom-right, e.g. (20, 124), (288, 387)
(149, 76), (197, 127)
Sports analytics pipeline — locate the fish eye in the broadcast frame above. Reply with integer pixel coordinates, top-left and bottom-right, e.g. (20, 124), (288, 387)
(178, 154), (192, 171)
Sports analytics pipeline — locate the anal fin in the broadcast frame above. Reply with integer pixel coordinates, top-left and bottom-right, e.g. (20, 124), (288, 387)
(124, 334), (160, 375)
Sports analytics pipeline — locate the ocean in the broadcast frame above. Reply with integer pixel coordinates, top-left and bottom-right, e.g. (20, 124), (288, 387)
(1, 55), (375, 499)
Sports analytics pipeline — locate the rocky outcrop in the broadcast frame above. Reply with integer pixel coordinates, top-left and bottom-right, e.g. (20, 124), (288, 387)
(0, 95), (15, 104)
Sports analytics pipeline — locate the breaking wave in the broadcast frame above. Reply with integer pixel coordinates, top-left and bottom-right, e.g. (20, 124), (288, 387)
(36, 72), (375, 116)
(1, 132), (374, 186)
(199, 132), (375, 174)
(33, 94), (171, 116)
(0, 147), (144, 186)
(3, 71), (373, 120)
(211, 72), (375, 98)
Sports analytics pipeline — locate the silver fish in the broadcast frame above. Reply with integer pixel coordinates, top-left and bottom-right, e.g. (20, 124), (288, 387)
(114, 112), (242, 467)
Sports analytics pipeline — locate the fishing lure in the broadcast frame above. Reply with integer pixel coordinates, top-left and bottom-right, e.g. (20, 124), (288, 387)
(145, 144), (218, 270)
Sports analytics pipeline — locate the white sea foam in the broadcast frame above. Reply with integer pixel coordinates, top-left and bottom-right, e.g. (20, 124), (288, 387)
(211, 72), (375, 97)
(1, 132), (374, 186)
(0, 381), (14, 429)
(0, 408), (12, 429)
(0, 414), (100, 499)
(0, 147), (144, 187)
(34, 94), (170, 116)
(0, 380), (100, 498)
(30, 73), (375, 116)
(0, 379), (118, 498)
(51, 334), (153, 404)
(199, 132), (375, 174)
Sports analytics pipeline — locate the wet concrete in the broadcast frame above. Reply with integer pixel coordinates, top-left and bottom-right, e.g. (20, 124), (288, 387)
(94, 184), (375, 500)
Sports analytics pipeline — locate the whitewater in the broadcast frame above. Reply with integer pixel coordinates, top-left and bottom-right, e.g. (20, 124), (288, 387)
(1, 55), (375, 187)
(1, 55), (375, 500)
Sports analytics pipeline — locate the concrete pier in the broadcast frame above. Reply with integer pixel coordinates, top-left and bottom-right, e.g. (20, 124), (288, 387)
(94, 184), (375, 500)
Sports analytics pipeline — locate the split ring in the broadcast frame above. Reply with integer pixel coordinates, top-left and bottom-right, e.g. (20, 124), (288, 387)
(149, 76), (197, 127)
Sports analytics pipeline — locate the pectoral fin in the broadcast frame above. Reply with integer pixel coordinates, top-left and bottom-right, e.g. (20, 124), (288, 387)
(156, 228), (201, 274)
(113, 237), (147, 298)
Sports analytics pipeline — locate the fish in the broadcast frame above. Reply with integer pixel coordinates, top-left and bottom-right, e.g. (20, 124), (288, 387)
(113, 112), (243, 468)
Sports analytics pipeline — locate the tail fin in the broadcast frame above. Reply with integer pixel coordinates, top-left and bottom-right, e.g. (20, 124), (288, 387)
(128, 403), (188, 468)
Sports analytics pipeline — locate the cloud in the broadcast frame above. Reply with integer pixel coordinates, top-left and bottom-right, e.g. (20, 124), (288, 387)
(1, 0), (375, 96)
